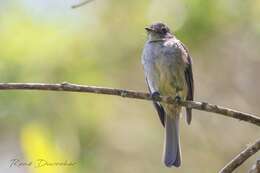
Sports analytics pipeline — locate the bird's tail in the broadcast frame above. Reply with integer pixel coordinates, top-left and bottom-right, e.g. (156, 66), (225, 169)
(163, 114), (181, 167)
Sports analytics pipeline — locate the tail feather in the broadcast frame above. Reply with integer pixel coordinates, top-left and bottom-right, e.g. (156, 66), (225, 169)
(163, 115), (181, 167)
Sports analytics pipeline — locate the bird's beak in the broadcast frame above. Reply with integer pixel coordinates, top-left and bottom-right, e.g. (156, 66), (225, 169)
(145, 27), (155, 32)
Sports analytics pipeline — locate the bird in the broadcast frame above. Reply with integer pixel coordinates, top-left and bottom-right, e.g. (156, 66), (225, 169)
(141, 22), (194, 167)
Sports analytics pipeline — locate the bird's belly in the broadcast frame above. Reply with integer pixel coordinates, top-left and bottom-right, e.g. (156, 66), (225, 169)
(155, 57), (186, 98)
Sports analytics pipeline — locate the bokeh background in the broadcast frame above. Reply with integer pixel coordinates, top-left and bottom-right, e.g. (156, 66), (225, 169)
(0, 0), (259, 172)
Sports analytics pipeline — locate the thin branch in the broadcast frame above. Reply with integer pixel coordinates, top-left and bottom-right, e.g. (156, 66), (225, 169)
(71, 0), (95, 9)
(0, 82), (259, 173)
(219, 138), (260, 173)
(0, 82), (259, 127)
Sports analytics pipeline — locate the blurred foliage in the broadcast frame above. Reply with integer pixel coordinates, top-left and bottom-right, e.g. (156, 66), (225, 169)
(0, 0), (259, 173)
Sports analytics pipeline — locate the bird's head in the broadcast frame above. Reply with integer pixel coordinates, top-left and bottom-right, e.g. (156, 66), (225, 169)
(145, 22), (173, 41)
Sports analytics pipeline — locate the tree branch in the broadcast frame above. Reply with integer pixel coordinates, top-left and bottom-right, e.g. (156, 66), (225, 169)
(71, 0), (94, 9)
(0, 82), (259, 127)
(219, 138), (260, 173)
(0, 82), (259, 173)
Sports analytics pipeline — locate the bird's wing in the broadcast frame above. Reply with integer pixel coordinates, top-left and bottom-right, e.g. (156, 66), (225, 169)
(180, 42), (194, 124)
(146, 78), (165, 127)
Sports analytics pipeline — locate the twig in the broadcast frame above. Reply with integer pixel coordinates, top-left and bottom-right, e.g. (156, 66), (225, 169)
(71, 0), (95, 9)
(219, 138), (260, 173)
(0, 82), (259, 127)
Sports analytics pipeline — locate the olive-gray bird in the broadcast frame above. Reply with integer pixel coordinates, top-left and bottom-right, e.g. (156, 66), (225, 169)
(141, 22), (194, 167)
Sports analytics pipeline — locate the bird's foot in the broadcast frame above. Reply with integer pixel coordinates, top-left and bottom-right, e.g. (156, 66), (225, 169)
(151, 91), (161, 101)
(175, 95), (181, 104)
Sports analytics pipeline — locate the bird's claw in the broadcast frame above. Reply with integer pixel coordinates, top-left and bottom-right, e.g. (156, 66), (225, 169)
(151, 91), (161, 101)
(175, 96), (181, 103)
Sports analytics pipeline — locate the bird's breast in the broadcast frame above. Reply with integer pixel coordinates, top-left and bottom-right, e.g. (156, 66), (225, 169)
(152, 43), (186, 96)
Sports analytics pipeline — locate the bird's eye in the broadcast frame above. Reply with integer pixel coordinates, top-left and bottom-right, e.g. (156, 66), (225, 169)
(161, 27), (168, 34)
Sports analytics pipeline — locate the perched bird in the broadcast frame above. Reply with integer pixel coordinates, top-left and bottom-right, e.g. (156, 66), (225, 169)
(141, 22), (194, 167)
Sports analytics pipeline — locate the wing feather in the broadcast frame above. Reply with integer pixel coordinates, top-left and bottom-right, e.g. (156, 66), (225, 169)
(180, 42), (194, 124)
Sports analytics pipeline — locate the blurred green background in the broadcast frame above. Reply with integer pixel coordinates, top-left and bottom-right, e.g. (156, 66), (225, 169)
(0, 0), (259, 173)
